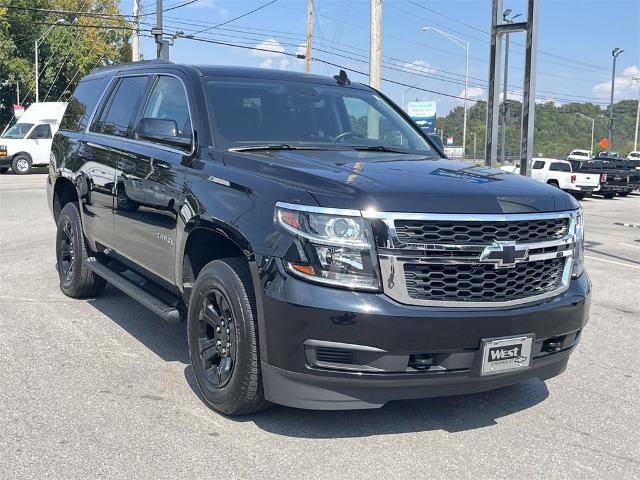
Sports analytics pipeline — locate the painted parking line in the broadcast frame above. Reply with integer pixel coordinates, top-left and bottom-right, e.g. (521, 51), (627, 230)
(585, 255), (640, 270)
(618, 243), (640, 249)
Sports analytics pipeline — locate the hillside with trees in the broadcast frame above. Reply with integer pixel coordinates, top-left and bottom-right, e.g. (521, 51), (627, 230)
(0, 0), (131, 125)
(437, 99), (639, 159)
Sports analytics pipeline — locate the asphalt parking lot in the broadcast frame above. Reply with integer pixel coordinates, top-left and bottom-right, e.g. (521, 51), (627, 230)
(1, 173), (638, 479)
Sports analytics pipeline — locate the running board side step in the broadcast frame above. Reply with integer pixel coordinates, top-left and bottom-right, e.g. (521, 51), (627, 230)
(86, 258), (181, 324)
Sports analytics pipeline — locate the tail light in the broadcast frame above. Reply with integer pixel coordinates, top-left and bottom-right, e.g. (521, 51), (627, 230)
(571, 174), (577, 183)
(601, 173), (607, 182)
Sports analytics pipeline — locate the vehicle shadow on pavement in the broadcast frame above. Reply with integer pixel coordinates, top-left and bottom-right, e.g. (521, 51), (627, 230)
(88, 286), (190, 364)
(234, 380), (549, 437)
(88, 287), (550, 437)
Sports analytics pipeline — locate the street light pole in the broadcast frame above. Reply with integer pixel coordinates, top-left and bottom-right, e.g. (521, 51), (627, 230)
(608, 47), (624, 152)
(34, 19), (65, 103)
(633, 77), (640, 151)
(422, 27), (469, 158)
(575, 112), (595, 155)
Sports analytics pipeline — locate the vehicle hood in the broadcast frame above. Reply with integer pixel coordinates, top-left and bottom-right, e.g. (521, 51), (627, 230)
(224, 150), (579, 214)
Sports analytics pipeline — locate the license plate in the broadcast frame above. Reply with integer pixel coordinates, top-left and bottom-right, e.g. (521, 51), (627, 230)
(480, 335), (533, 376)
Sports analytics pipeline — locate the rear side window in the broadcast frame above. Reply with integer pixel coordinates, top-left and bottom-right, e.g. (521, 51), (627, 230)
(29, 124), (52, 139)
(92, 76), (148, 137)
(532, 160), (545, 169)
(59, 76), (109, 132)
(549, 162), (570, 172)
(140, 76), (192, 140)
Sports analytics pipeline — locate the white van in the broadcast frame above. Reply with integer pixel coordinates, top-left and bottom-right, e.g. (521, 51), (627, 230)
(0, 102), (67, 174)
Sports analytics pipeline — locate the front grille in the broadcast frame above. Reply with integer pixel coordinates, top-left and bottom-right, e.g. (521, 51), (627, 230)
(394, 218), (569, 245)
(404, 258), (566, 303)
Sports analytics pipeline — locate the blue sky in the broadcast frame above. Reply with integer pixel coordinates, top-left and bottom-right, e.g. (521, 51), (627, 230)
(121, 0), (640, 114)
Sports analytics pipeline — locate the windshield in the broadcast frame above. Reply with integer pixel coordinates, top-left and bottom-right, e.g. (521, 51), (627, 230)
(205, 77), (434, 154)
(570, 151), (589, 157)
(2, 123), (34, 139)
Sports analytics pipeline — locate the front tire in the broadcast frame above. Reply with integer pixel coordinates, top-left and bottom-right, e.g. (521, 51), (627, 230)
(187, 258), (268, 415)
(11, 155), (32, 175)
(56, 203), (106, 298)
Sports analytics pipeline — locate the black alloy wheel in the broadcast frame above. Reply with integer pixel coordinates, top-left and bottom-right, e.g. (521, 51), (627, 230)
(58, 217), (76, 283)
(196, 287), (237, 389)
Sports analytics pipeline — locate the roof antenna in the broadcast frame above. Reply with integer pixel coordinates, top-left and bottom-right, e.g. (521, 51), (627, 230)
(333, 69), (351, 86)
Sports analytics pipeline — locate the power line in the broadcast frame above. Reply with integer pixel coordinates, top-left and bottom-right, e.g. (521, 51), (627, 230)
(163, 0), (205, 14)
(189, 0), (279, 35)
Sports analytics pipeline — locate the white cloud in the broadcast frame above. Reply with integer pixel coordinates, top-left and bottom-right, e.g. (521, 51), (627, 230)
(592, 65), (640, 101)
(251, 38), (285, 58)
(259, 58), (273, 69)
(459, 86), (485, 100)
(296, 42), (306, 57)
(279, 58), (290, 70)
(401, 60), (435, 75)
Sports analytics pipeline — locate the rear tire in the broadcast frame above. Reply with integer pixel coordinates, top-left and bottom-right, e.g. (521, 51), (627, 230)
(572, 192), (585, 200)
(619, 191), (630, 197)
(11, 155), (32, 175)
(55, 202), (106, 298)
(187, 258), (268, 415)
(547, 180), (560, 188)
(603, 193), (615, 199)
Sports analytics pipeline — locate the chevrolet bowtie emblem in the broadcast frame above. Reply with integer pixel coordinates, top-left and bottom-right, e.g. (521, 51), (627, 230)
(479, 241), (529, 268)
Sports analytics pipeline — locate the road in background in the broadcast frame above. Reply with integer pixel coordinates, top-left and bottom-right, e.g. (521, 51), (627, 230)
(0, 174), (638, 479)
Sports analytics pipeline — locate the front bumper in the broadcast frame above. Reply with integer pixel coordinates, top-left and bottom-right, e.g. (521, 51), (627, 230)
(0, 154), (13, 168)
(259, 264), (591, 410)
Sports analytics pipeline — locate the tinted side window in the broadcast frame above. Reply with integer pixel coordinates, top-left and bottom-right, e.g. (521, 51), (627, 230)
(29, 124), (52, 139)
(140, 76), (192, 141)
(549, 162), (570, 172)
(92, 76), (148, 137)
(59, 76), (109, 132)
(532, 160), (545, 169)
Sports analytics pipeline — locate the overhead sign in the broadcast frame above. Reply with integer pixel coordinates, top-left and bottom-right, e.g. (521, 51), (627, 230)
(408, 101), (437, 134)
(13, 104), (24, 118)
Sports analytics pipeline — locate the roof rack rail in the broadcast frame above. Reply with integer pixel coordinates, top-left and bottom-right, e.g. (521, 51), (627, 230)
(89, 59), (173, 75)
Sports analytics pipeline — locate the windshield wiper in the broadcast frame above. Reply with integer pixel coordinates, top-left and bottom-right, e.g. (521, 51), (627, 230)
(230, 144), (299, 152)
(349, 145), (413, 154)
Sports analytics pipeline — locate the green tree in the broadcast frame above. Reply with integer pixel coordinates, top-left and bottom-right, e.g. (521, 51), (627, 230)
(0, 0), (131, 125)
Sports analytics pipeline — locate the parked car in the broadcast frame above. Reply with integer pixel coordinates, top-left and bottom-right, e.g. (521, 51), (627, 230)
(611, 158), (640, 194)
(597, 151), (619, 158)
(500, 158), (599, 199)
(569, 158), (630, 198)
(48, 61), (590, 415)
(531, 158), (599, 199)
(567, 149), (591, 161)
(627, 151), (640, 160)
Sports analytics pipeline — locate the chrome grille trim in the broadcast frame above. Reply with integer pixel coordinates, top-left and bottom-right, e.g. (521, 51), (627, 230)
(369, 210), (579, 307)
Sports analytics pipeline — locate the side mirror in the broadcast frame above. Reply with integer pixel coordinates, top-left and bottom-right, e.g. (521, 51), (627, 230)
(137, 117), (192, 149)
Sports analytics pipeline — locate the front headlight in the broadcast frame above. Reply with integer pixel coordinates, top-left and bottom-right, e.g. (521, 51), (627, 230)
(276, 203), (380, 290)
(572, 210), (584, 278)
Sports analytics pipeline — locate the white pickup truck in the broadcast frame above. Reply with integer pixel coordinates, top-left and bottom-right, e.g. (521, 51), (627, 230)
(501, 158), (600, 199)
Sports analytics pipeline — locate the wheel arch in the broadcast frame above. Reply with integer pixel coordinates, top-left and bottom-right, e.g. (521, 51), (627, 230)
(52, 176), (80, 223)
(179, 218), (269, 362)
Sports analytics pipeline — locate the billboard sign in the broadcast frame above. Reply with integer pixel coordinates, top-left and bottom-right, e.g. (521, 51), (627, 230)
(407, 101), (436, 134)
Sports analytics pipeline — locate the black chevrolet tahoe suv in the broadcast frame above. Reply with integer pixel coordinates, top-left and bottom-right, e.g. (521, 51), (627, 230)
(48, 61), (590, 414)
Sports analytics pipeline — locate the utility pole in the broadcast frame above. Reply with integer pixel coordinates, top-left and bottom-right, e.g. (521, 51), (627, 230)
(16, 82), (19, 104)
(499, 10), (521, 164)
(369, 0), (382, 89)
(305, 0), (313, 73)
(608, 47), (624, 152)
(154, 0), (169, 60)
(132, 0), (141, 61)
